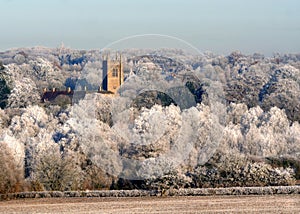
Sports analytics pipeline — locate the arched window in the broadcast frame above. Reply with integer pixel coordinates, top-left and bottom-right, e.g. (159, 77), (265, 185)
(112, 68), (118, 77)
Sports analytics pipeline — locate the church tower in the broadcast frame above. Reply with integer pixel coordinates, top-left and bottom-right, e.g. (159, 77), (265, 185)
(102, 54), (124, 94)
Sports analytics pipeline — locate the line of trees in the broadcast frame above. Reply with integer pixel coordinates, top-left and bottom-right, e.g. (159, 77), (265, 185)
(0, 48), (299, 193)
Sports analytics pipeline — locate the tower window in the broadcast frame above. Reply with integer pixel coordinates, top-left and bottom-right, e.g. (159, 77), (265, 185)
(112, 68), (118, 77)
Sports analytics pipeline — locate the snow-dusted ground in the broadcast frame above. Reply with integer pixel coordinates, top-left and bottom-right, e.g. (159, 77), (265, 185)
(0, 194), (299, 214)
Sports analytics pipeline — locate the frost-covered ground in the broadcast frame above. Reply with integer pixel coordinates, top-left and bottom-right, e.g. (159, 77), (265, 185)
(1, 195), (299, 214)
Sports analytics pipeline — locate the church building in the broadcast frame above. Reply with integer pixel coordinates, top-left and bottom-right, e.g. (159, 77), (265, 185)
(102, 54), (124, 94)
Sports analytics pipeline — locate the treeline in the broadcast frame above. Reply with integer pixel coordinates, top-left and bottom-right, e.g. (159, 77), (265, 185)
(0, 48), (299, 193)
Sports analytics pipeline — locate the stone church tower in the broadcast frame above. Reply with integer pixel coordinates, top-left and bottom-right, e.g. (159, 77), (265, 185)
(102, 54), (124, 94)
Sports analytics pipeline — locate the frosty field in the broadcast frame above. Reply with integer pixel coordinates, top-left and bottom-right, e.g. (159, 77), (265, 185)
(0, 195), (299, 213)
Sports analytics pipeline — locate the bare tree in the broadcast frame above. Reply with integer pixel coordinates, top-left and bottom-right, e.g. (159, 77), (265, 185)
(0, 143), (24, 193)
(31, 148), (83, 191)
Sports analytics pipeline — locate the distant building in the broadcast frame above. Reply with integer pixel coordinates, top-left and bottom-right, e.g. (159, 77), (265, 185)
(42, 53), (125, 104)
(102, 54), (124, 94)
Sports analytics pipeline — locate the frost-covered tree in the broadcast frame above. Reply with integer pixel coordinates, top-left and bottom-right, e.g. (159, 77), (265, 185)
(260, 65), (300, 122)
(0, 76), (10, 109)
(13, 54), (26, 64)
(80, 61), (102, 88)
(29, 135), (83, 191)
(221, 104), (300, 159)
(29, 57), (65, 89)
(7, 78), (40, 108)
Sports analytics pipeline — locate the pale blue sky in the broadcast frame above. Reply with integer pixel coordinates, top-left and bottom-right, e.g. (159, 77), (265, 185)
(1, 0), (299, 55)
